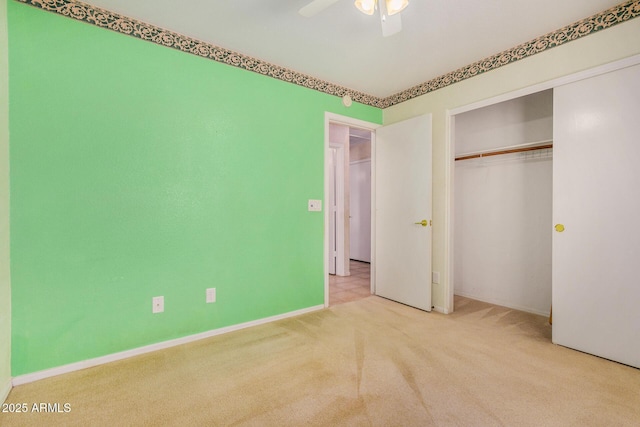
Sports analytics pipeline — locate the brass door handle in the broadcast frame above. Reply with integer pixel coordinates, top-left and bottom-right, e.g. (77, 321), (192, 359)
(414, 220), (429, 227)
(555, 224), (565, 232)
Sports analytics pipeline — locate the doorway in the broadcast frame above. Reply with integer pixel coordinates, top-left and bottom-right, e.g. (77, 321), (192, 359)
(324, 113), (379, 307)
(324, 113), (433, 311)
(327, 122), (373, 306)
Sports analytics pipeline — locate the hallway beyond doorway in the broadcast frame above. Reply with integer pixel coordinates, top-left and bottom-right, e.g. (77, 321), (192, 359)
(329, 260), (370, 306)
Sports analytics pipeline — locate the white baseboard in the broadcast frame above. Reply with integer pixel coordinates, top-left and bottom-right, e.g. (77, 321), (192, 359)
(432, 306), (448, 314)
(1, 378), (11, 404)
(454, 292), (550, 317)
(12, 304), (325, 386)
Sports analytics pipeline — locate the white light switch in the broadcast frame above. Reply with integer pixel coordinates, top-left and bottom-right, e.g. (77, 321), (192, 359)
(432, 272), (440, 285)
(308, 199), (322, 212)
(152, 296), (164, 313)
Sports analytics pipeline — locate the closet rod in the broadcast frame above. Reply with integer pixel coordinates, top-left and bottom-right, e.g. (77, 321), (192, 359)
(455, 143), (553, 161)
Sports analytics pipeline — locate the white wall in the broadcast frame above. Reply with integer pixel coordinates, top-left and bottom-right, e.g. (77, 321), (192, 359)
(384, 18), (640, 312)
(454, 91), (553, 156)
(454, 92), (552, 315)
(455, 154), (552, 315)
(1, 0), (12, 403)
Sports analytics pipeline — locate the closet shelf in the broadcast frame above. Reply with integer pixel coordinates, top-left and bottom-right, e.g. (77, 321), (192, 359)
(455, 142), (553, 161)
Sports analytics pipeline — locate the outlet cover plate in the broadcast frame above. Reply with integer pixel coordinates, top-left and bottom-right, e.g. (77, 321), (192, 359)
(152, 296), (164, 313)
(308, 199), (322, 211)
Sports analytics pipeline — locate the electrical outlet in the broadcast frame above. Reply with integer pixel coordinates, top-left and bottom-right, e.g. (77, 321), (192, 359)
(308, 199), (322, 212)
(206, 288), (216, 303)
(152, 296), (164, 313)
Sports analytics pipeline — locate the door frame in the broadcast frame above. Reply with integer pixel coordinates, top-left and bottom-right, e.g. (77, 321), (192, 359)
(444, 54), (640, 315)
(328, 143), (345, 276)
(324, 112), (380, 307)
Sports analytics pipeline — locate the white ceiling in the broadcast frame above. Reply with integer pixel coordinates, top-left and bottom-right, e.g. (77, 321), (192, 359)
(82, 0), (624, 98)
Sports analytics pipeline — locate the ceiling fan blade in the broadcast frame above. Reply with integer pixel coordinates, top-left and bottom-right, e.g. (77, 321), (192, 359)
(299, 0), (340, 17)
(380, 8), (402, 37)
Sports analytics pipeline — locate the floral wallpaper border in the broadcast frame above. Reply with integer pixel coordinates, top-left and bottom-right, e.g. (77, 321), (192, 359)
(385, 0), (640, 107)
(15, 0), (640, 108)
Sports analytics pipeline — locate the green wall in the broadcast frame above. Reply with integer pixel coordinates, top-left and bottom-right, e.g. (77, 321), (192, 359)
(8, 1), (380, 376)
(1, 0), (12, 401)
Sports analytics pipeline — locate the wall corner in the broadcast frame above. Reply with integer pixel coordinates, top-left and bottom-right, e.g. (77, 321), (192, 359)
(1, 0), (13, 404)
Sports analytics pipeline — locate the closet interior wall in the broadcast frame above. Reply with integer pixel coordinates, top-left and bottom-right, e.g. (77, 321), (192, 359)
(454, 90), (553, 316)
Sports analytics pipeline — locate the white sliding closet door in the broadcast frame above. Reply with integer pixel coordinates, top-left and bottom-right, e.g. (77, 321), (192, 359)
(553, 63), (640, 368)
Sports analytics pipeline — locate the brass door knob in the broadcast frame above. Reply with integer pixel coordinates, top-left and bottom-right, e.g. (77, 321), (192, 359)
(555, 224), (565, 232)
(414, 220), (429, 227)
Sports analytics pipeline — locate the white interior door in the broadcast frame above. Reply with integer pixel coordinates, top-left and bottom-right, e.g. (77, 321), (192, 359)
(553, 63), (640, 368)
(349, 160), (371, 262)
(375, 114), (432, 311)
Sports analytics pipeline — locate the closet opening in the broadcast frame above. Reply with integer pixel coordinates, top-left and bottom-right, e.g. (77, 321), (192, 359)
(451, 89), (553, 318)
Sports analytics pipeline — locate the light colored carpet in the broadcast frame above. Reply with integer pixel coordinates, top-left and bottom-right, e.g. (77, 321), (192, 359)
(2, 295), (639, 426)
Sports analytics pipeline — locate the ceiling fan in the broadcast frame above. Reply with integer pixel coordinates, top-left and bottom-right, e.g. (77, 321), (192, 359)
(299, 0), (410, 37)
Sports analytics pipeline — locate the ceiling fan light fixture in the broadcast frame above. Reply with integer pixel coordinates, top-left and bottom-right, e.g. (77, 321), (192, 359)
(385, 0), (409, 15)
(354, 0), (376, 15)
